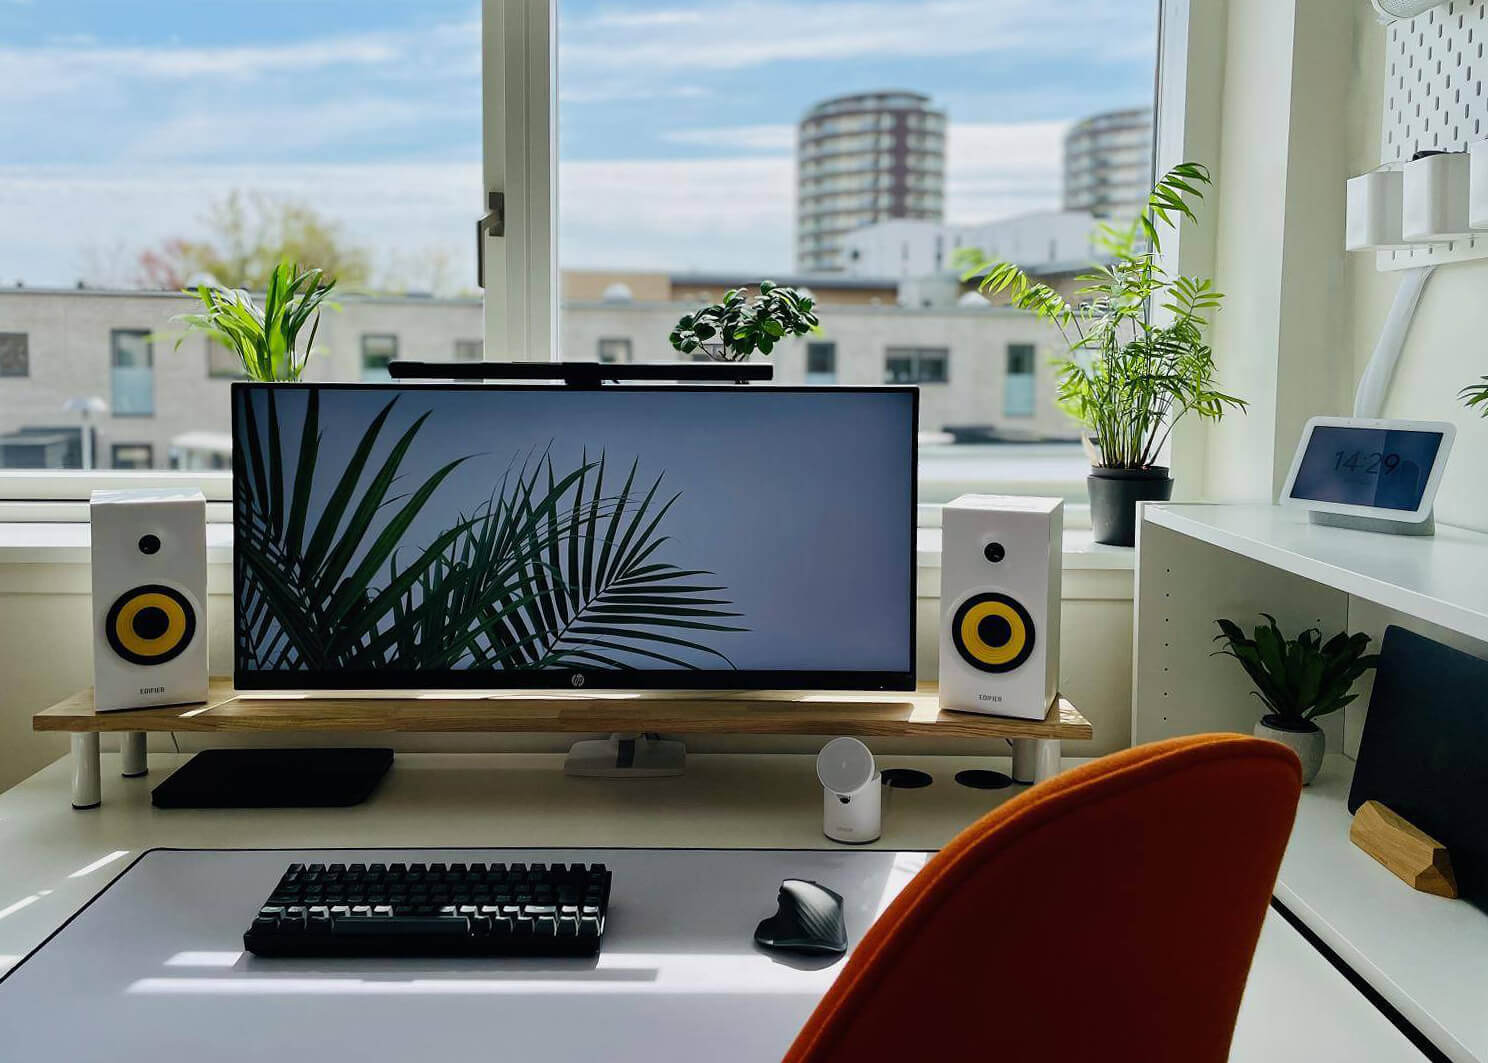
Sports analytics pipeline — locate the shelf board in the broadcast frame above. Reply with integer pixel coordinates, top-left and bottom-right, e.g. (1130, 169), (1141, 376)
(33, 680), (1092, 742)
(1277, 755), (1488, 1063)
(1145, 503), (1488, 643)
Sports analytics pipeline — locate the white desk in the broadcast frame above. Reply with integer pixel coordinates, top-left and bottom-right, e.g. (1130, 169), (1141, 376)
(0, 751), (1428, 1061)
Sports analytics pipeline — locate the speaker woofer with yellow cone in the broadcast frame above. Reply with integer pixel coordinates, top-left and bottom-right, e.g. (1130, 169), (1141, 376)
(105, 584), (196, 666)
(951, 592), (1035, 674)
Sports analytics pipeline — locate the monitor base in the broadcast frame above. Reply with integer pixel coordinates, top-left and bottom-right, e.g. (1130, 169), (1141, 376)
(564, 733), (686, 778)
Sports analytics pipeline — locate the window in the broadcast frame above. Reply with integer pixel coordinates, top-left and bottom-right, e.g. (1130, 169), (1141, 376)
(0, 3), (481, 499)
(806, 342), (837, 385)
(206, 339), (245, 379)
(1005, 343), (1036, 417)
(110, 443), (154, 470)
(885, 347), (949, 385)
(547, 0), (1153, 508)
(361, 334), (399, 382)
(0, 333), (28, 377)
(597, 338), (632, 364)
(0, 0), (1156, 518)
(110, 330), (154, 417)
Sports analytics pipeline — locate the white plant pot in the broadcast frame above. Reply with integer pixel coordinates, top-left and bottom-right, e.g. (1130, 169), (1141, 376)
(1253, 716), (1326, 785)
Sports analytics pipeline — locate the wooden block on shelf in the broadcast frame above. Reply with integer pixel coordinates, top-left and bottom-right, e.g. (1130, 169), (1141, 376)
(1349, 800), (1458, 899)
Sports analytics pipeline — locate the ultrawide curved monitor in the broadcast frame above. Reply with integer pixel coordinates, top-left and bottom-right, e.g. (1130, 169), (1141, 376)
(232, 383), (918, 691)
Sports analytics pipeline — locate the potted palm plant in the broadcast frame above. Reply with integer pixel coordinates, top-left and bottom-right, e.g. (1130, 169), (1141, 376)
(669, 281), (819, 362)
(174, 260), (336, 382)
(959, 163), (1246, 545)
(1213, 614), (1379, 784)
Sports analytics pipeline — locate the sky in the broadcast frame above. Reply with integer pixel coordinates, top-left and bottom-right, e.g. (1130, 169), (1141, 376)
(0, 0), (1157, 289)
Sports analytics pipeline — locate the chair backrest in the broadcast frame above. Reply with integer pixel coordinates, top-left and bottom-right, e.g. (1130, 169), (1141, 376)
(785, 734), (1302, 1063)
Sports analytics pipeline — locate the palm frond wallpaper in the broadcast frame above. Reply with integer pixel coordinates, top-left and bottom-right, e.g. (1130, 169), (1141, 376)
(233, 386), (915, 678)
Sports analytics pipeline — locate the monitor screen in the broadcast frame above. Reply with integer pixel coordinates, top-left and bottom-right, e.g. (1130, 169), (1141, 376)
(1288, 425), (1444, 512)
(232, 383), (917, 690)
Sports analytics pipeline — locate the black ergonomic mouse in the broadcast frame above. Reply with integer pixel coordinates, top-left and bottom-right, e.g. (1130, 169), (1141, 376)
(754, 879), (848, 955)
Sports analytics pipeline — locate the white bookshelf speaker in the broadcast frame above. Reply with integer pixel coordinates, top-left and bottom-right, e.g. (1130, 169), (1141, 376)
(91, 489), (209, 712)
(938, 495), (1062, 721)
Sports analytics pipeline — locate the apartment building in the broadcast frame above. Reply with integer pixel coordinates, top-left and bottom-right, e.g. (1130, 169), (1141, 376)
(0, 279), (1078, 470)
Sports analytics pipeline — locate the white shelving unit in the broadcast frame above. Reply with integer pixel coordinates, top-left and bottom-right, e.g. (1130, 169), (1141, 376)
(1282, 756), (1488, 1063)
(1143, 504), (1488, 642)
(1133, 502), (1488, 1063)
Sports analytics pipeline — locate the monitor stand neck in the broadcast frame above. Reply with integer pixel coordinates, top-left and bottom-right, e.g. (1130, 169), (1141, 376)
(563, 733), (686, 778)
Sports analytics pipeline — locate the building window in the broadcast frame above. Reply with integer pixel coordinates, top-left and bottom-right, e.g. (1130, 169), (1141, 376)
(206, 338), (245, 379)
(110, 329), (154, 416)
(110, 443), (153, 470)
(885, 347), (949, 385)
(0, 332), (28, 377)
(361, 334), (398, 381)
(806, 341), (837, 385)
(597, 337), (632, 364)
(454, 339), (483, 361)
(1005, 343), (1036, 417)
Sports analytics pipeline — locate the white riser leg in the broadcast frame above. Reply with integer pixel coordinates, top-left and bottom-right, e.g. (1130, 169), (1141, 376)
(1011, 738), (1062, 784)
(71, 733), (101, 810)
(120, 732), (148, 778)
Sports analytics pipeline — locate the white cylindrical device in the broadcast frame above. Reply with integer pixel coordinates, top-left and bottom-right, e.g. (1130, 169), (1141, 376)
(1370, 0), (1449, 20)
(817, 737), (882, 844)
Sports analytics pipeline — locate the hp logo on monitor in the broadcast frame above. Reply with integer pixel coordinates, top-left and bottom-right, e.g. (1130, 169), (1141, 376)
(570, 673), (586, 688)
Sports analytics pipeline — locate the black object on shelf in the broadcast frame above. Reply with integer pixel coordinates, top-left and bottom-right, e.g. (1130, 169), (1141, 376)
(387, 360), (773, 386)
(151, 748), (394, 809)
(954, 769), (1013, 791)
(1349, 626), (1488, 908)
(881, 768), (933, 789)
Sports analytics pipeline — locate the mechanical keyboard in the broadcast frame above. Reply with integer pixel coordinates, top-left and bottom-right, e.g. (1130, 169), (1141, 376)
(243, 860), (612, 958)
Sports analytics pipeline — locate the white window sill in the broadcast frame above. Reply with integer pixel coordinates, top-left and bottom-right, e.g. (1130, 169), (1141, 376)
(0, 524), (1135, 573)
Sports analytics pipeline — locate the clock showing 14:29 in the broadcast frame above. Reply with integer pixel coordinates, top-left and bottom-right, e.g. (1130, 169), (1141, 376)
(1332, 449), (1402, 476)
(1289, 424), (1446, 512)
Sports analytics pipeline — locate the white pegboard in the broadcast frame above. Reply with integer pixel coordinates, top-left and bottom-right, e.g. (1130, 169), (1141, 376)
(1377, 0), (1488, 269)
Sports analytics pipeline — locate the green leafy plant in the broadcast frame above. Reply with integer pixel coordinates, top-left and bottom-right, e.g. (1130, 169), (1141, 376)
(234, 389), (745, 673)
(1460, 376), (1488, 417)
(1212, 614), (1379, 730)
(174, 260), (336, 381)
(957, 163), (1246, 468)
(669, 281), (819, 361)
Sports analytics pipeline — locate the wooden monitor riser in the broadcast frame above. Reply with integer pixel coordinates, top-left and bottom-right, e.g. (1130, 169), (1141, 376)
(35, 680), (1089, 807)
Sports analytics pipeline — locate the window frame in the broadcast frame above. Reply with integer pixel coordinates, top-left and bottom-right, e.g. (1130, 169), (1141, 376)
(109, 328), (155, 418)
(109, 443), (154, 470)
(0, 331), (29, 378)
(596, 337), (632, 364)
(359, 332), (400, 381)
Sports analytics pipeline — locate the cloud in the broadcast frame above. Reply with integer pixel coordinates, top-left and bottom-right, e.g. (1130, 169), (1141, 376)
(0, 35), (401, 101)
(0, 118), (1070, 285)
(946, 121), (1068, 221)
(661, 124), (796, 152)
(559, 0), (1151, 99)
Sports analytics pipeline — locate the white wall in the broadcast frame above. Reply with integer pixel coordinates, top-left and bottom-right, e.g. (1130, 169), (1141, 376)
(0, 556), (1133, 794)
(1344, 6), (1488, 534)
(1176, 1), (1487, 527)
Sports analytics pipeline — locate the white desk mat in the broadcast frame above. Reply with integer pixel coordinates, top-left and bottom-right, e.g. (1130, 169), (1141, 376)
(0, 847), (931, 1063)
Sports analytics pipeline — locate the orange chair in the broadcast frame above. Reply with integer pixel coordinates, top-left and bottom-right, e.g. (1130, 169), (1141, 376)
(785, 735), (1302, 1063)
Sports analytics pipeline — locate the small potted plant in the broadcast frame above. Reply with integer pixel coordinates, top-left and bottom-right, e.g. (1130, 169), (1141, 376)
(1213, 614), (1379, 784)
(174, 260), (337, 382)
(959, 163), (1246, 545)
(669, 281), (819, 362)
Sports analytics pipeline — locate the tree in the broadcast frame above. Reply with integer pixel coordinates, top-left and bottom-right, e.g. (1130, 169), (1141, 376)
(134, 190), (372, 291)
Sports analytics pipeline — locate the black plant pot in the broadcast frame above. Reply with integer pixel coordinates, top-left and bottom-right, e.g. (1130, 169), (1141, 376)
(1088, 466), (1173, 547)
